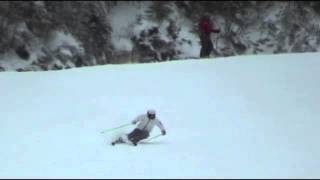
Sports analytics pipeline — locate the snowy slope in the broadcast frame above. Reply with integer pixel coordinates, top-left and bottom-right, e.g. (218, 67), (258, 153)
(1, 53), (320, 178)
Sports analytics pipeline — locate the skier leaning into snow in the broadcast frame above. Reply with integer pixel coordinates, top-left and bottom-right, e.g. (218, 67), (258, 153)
(199, 15), (220, 58)
(112, 110), (166, 146)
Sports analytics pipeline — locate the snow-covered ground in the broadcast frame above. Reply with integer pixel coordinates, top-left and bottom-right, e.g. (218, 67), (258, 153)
(1, 53), (320, 178)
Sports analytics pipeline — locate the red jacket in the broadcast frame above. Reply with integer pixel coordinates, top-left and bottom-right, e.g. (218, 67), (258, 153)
(199, 17), (220, 34)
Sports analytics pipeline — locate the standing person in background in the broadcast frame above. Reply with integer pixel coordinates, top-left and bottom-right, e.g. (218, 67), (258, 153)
(198, 15), (221, 58)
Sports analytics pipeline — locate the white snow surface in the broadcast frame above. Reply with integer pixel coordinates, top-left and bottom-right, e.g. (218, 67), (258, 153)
(1, 53), (320, 178)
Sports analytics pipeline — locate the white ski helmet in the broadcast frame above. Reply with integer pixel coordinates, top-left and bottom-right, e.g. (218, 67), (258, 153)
(147, 109), (156, 119)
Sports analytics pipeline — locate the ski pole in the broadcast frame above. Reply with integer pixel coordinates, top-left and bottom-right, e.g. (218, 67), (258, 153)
(145, 134), (163, 142)
(101, 123), (132, 134)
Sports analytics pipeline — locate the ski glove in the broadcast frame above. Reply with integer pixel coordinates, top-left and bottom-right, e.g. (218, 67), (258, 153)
(162, 130), (166, 136)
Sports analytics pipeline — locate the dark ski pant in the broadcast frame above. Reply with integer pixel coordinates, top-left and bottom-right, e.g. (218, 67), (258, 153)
(128, 128), (149, 143)
(200, 33), (213, 58)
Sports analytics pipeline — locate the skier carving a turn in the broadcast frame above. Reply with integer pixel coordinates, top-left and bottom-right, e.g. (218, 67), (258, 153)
(112, 110), (167, 146)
